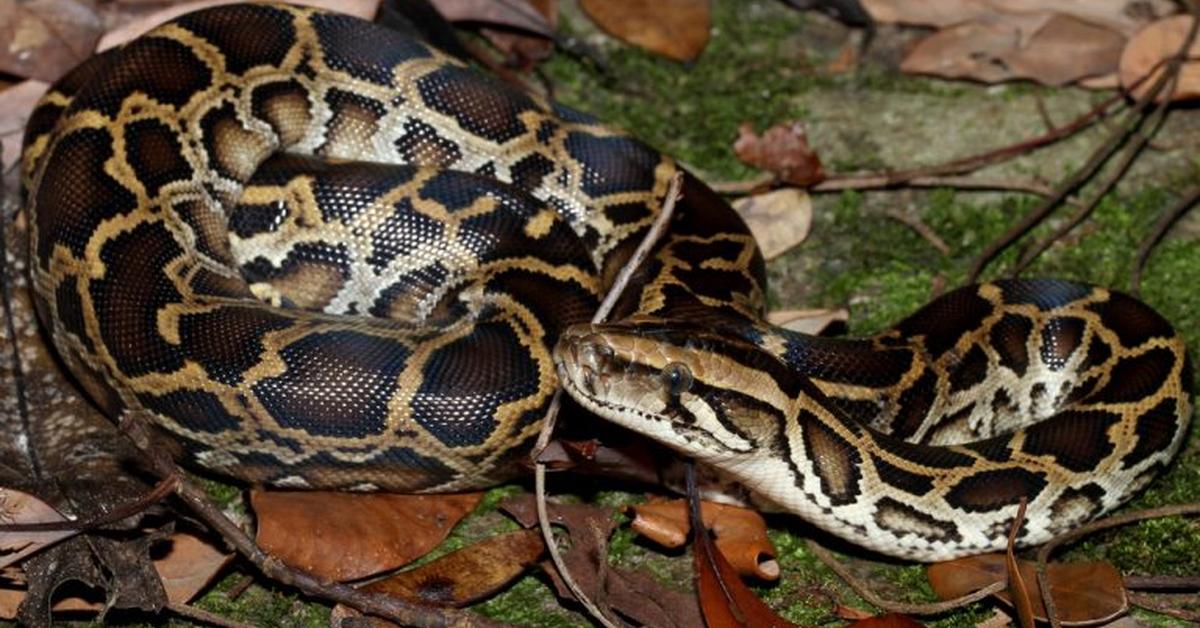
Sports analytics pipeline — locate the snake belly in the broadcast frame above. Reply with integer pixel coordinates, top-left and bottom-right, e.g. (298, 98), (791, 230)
(22, 3), (1193, 560)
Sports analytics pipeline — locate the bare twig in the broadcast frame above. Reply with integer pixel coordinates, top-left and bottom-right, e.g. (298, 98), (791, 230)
(884, 208), (950, 255)
(805, 539), (1005, 615)
(166, 601), (257, 628)
(966, 13), (1197, 284)
(530, 171), (684, 628)
(1124, 575), (1200, 590)
(1132, 184), (1200, 295)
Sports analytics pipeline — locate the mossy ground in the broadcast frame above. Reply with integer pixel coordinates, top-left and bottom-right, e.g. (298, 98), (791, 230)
(36, 2), (1199, 626)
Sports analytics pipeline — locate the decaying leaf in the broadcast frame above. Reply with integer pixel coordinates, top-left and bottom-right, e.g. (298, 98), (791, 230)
(899, 11), (1126, 86)
(363, 529), (543, 606)
(0, 81), (49, 173)
(732, 188), (813, 260)
(692, 506), (795, 628)
(502, 494), (704, 628)
(861, 0), (1173, 35)
(154, 532), (232, 604)
(928, 555), (1128, 625)
(0, 0), (103, 82)
(626, 498), (780, 581)
(1119, 15), (1200, 102)
(251, 490), (482, 582)
(429, 0), (555, 38)
(0, 490), (72, 571)
(766, 308), (850, 335)
(580, 0), (711, 62)
(480, 0), (557, 69)
(733, 122), (825, 187)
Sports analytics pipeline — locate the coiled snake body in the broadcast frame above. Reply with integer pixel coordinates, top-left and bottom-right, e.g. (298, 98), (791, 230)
(22, 4), (1192, 560)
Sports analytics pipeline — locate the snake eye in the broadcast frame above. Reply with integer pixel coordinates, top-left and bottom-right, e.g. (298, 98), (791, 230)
(661, 362), (694, 397)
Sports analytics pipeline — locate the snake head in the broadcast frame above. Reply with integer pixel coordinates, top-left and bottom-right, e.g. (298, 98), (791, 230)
(554, 319), (796, 466)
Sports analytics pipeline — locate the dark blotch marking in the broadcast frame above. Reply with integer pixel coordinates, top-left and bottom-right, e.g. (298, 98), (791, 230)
(870, 454), (934, 496)
(312, 11), (432, 85)
(253, 330), (408, 438)
(896, 285), (993, 358)
(1082, 336), (1113, 371)
(563, 132), (660, 197)
(1040, 317), (1085, 371)
(179, 306), (293, 386)
(416, 65), (536, 142)
(123, 118), (192, 198)
(90, 222), (186, 376)
(996, 279), (1092, 310)
(1049, 483), (1106, 529)
(874, 497), (962, 543)
(1123, 398), (1181, 469)
(138, 389), (242, 433)
(76, 37), (213, 117)
(508, 153), (556, 193)
(1091, 347), (1176, 403)
(1088, 291), (1178, 348)
(54, 276), (90, 351)
(178, 4), (296, 74)
(948, 344), (989, 393)
(799, 410), (862, 506)
(366, 198), (444, 270)
(413, 323), (542, 447)
(989, 313), (1032, 376)
(946, 468), (1048, 513)
(394, 118), (462, 167)
(1022, 408), (1120, 472)
(891, 369), (939, 440)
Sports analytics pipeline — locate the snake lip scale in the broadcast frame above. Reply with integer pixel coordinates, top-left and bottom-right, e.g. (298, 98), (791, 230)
(21, 2), (1193, 561)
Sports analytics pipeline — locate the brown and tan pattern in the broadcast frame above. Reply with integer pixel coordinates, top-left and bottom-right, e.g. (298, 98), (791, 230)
(22, 3), (1191, 560)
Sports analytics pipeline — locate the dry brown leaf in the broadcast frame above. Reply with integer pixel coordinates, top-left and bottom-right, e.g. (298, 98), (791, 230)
(0, 0), (103, 81)
(766, 308), (850, 335)
(154, 532), (232, 604)
(0, 80), (49, 173)
(481, 0), (557, 70)
(364, 529), (543, 606)
(928, 555), (1128, 625)
(861, 0), (1173, 35)
(1005, 501), (1036, 628)
(692, 507), (795, 628)
(733, 122), (825, 187)
(732, 188), (813, 260)
(251, 490), (482, 582)
(0, 489), (72, 570)
(580, 0), (710, 62)
(1119, 15), (1200, 102)
(627, 498), (780, 580)
(97, 0), (381, 51)
(429, 0), (555, 37)
(900, 12), (1126, 86)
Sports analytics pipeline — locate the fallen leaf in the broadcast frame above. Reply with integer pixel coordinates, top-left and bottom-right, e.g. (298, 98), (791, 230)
(899, 12), (1126, 86)
(580, 0), (710, 62)
(732, 188), (813, 260)
(861, 0), (1173, 35)
(480, 0), (557, 70)
(153, 532), (232, 604)
(0, 489), (72, 570)
(928, 555), (1128, 625)
(429, 0), (555, 38)
(0, 0), (103, 81)
(1004, 500), (1036, 628)
(502, 495), (703, 627)
(733, 122), (825, 187)
(364, 529), (544, 606)
(0, 80), (49, 173)
(766, 308), (850, 335)
(692, 506), (795, 627)
(251, 490), (482, 582)
(97, 0), (381, 51)
(1119, 15), (1200, 102)
(626, 498), (780, 580)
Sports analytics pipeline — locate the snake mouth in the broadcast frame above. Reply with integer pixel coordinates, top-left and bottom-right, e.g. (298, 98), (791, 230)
(554, 327), (618, 400)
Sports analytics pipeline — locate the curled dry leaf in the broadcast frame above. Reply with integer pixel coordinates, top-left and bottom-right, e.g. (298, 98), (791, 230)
(861, 0), (1173, 35)
(251, 490), (482, 582)
(732, 188), (813, 260)
(927, 554), (1128, 625)
(899, 12), (1126, 86)
(627, 498), (780, 581)
(1119, 15), (1200, 102)
(692, 510), (795, 628)
(0, 0), (103, 82)
(765, 308), (850, 335)
(580, 0), (711, 62)
(154, 532), (232, 604)
(363, 529), (544, 606)
(429, 0), (555, 38)
(733, 122), (825, 187)
(0, 489), (72, 570)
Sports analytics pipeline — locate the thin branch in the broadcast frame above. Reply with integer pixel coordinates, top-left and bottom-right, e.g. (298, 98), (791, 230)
(884, 208), (950, 255)
(530, 171), (683, 628)
(1124, 575), (1200, 590)
(166, 601), (257, 628)
(805, 539), (1005, 615)
(1132, 184), (1200, 295)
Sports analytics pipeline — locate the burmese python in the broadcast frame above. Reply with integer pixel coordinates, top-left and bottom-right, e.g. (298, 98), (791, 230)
(21, 3), (1192, 560)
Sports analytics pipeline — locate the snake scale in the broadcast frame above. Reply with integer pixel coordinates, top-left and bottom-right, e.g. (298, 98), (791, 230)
(21, 3), (1192, 560)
